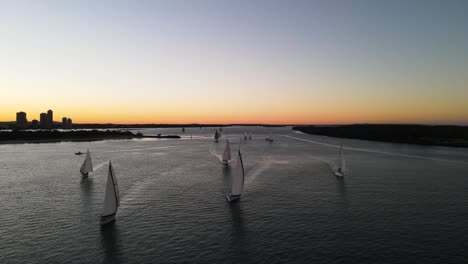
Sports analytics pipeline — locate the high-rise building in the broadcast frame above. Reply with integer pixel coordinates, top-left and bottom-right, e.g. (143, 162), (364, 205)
(16, 112), (28, 129)
(31, 119), (39, 129)
(67, 118), (73, 129)
(39, 113), (48, 129)
(62, 117), (68, 129)
(47, 109), (53, 129)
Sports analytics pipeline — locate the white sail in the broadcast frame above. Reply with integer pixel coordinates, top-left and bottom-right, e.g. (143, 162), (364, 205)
(102, 161), (119, 216)
(231, 148), (245, 195)
(80, 149), (93, 174)
(222, 139), (232, 161)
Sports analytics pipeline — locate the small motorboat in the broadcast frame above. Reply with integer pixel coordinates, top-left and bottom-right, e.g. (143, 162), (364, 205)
(75, 151), (84, 155)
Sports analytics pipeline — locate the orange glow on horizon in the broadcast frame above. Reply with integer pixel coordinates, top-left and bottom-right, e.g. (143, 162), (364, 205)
(1, 107), (467, 126)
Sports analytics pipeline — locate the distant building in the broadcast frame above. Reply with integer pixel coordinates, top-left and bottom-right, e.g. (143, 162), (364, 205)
(62, 117), (68, 129)
(31, 119), (39, 129)
(39, 113), (48, 129)
(47, 109), (53, 129)
(67, 118), (72, 129)
(16, 112), (27, 129)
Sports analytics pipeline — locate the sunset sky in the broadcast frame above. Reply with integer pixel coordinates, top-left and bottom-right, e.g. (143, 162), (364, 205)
(1, 0), (467, 125)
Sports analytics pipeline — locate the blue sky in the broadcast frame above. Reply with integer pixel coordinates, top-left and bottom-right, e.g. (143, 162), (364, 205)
(1, 0), (467, 124)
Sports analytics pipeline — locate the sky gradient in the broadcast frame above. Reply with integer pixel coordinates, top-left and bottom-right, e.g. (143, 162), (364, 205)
(1, 0), (467, 124)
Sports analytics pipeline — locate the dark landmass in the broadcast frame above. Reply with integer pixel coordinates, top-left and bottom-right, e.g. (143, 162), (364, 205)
(142, 135), (181, 139)
(293, 124), (468, 148)
(0, 130), (180, 144)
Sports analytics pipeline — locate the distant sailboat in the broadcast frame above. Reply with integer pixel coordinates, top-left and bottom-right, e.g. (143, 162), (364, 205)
(226, 143), (245, 202)
(334, 145), (346, 177)
(222, 139), (232, 165)
(243, 130), (248, 141)
(100, 161), (120, 225)
(182, 127), (185, 133)
(265, 132), (274, 143)
(248, 131), (252, 140)
(80, 149), (93, 178)
(215, 130), (220, 142)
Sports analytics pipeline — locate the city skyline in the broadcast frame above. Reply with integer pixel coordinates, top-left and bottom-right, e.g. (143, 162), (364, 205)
(11, 109), (73, 129)
(1, 1), (467, 125)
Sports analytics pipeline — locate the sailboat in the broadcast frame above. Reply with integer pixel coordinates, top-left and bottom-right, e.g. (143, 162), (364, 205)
(334, 145), (346, 177)
(215, 130), (220, 142)
(265, 132), (274, 143)
(222, 139), (232, 165)
(80, 149), (93, 178)
(243, 130), (248, 141)
(226, 143), (245, 202)
(182, 127), (185, 133)
(100, 161), (120, 225)
(248, 131), (252, 140)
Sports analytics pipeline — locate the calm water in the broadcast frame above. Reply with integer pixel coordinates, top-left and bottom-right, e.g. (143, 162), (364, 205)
(1, 127), (467, 263)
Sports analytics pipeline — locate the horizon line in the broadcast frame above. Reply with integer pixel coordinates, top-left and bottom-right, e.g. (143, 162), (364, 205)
(1, 121), (468, 127)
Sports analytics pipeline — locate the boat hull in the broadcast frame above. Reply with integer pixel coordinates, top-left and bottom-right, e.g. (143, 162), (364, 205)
(100, 214), (116, 226)
(226, 194), (241, 202)
(222, 160), (229, 166)
(81, 172), (89, 178)
(334, 171), (344, 177)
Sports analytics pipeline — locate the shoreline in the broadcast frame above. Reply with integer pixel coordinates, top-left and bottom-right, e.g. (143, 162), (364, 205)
(0, 130), (180, 145)
(293, 125), (468, 148)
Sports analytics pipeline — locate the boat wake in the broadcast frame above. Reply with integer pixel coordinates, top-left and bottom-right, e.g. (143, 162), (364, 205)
(118, 176), (156, 214)
(93, 161), (108, 171)
(209, 149), (223, 163)
(286, 135), (468, 165)
(118, 164), (190, 215)
(245, 156), (290, 185)
(103, 146), (175, 153)
(305, 155), (338, 174)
